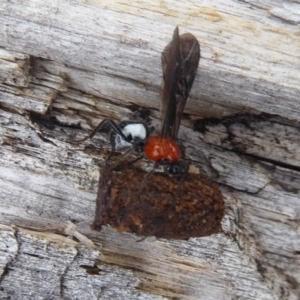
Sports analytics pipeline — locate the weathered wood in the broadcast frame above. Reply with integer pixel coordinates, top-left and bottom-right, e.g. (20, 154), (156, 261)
(0, 1), (299, 299)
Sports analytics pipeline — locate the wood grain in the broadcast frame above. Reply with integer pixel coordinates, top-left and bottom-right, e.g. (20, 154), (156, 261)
(0, 0), (299, 299)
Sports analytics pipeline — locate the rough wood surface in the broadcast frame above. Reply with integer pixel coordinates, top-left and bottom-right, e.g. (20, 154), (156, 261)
(0, 1), (299, 299)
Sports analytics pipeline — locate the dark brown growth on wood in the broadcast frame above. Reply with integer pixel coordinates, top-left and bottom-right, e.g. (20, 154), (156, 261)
(91, 166), (224, 240)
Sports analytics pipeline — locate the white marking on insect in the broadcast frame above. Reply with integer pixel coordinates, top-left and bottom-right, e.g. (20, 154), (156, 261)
(114, 123), (147, 150)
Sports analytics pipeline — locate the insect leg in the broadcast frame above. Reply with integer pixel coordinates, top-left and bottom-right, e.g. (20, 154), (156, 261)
(69, 119), (129, 144)
(136, 162), (158, 198)
(69, 119), (108, 144)
(182, 40), (198, 64)
(105, 149), (115, 164)
(108, 119), (129, 141)
(112, 155), (144, 172)
(135, 236), (148, 242)
(108, 147), (135, 170)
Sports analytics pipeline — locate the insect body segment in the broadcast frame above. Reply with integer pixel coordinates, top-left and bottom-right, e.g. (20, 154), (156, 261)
(144, 136), (181, 163)
(111, 121), (149, 152)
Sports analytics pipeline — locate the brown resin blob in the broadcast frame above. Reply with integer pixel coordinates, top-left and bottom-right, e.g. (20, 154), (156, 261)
(91, 166), (224, 240)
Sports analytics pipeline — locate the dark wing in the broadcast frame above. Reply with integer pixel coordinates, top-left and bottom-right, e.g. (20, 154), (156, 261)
(160, 27), (181, 138)
(161, 30), (200, 139)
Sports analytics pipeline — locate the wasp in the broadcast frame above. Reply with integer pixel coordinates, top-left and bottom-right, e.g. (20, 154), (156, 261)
(74, 27), (200, 179)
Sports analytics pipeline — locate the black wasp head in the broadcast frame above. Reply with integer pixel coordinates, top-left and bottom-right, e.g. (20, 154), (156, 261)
(168, 161), (188, 177)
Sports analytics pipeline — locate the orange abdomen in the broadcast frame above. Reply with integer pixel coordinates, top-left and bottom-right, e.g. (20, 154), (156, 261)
(144, 136), (181, 162)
